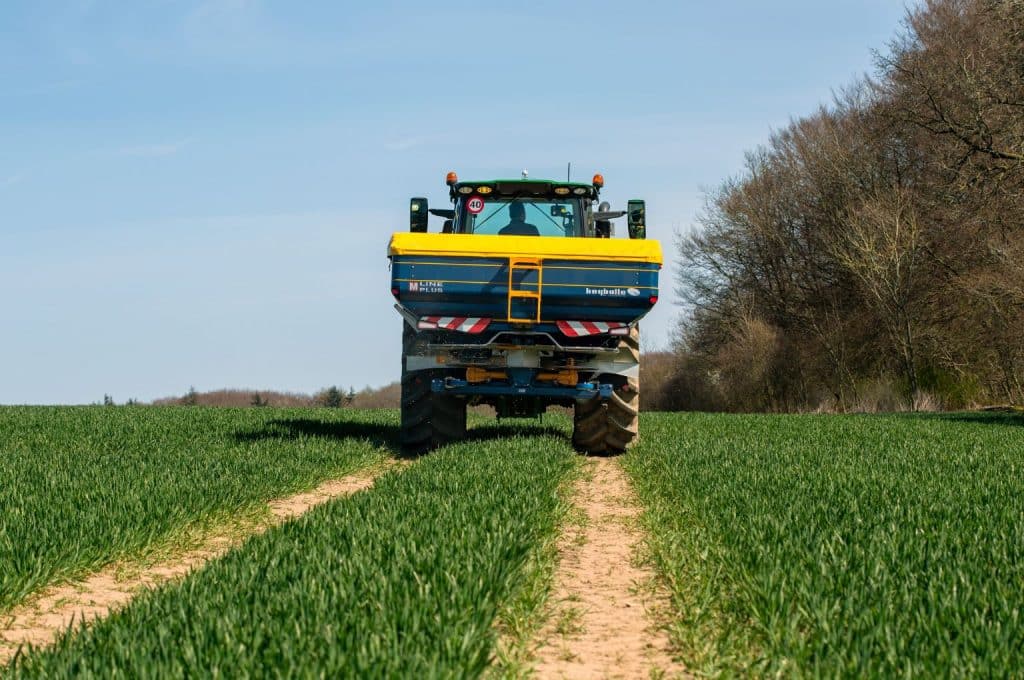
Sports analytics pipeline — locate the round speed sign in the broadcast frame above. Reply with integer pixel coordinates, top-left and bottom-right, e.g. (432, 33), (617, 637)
(466, 195), (485, 214)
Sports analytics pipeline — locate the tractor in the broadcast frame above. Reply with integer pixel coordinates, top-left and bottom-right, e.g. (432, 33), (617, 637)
(388, 171), (661, 455)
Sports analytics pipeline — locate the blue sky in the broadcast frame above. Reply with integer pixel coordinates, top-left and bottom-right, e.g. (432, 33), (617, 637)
(1, 0), (909, 404)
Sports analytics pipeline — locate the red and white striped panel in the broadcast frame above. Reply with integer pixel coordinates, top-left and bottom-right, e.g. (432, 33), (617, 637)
(557, 320), (629, 337)
(418, 316), (491, 333)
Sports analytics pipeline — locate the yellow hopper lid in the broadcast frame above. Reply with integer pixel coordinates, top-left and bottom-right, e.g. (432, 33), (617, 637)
(389, 232), (662, 265)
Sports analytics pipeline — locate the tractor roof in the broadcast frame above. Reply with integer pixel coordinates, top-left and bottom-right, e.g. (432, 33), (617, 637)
(450, 178), (598, 200)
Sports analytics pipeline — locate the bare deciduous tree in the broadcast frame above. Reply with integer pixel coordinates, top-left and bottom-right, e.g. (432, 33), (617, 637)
(831, 189), (923, 401)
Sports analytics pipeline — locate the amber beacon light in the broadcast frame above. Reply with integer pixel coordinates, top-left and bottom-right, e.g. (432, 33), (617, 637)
(592, 173), (604, 188)
(446, 171), (458, 186)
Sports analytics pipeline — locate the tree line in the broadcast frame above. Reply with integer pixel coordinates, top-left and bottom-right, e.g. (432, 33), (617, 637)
(658, 0), (1023, 412)
(140, 383), (401, 408)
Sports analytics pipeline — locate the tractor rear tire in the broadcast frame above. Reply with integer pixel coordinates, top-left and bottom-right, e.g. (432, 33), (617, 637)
(400, 324), (467, 456)
(571, 327), (640, 455)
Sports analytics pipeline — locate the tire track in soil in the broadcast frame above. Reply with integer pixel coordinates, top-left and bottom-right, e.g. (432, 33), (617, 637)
(0, 462), (396, 665)
(532, 456), (686, 679)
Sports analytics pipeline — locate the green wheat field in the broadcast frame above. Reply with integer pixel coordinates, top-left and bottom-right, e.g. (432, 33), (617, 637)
(1, 407), (1021, 677)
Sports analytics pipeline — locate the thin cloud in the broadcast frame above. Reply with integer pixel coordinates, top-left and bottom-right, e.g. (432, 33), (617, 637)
(384, 137), (428, 152)
(180, 0), (339, 66)
(383, 133), (453, 152)
(118, 140), (189, 158)
(1, 79), (85, 98)
(0, 172), (26, 187)
(187, 0), (257, 28)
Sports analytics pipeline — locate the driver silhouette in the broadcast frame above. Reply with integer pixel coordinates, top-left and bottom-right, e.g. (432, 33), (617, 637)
(498, 202), (540, 236)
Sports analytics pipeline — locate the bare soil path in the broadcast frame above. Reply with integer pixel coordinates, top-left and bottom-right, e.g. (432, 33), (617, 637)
(0, 463), (394, 665)
(532, 457), (685, 679)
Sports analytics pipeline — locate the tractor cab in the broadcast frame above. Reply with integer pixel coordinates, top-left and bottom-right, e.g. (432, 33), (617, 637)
(409, 172), (647, 240)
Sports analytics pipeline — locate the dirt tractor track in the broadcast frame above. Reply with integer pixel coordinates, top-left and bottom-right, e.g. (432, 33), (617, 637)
(0, 466), (391, 666)
(1, 453), (685, 678)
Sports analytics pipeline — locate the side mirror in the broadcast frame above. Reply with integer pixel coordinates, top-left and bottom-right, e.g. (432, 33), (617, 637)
(410, 197), (428, 233)
(627, 199), (646, 239)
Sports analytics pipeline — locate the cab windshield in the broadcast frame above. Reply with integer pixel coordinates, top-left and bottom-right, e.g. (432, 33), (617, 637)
(457, 197), (583, 237)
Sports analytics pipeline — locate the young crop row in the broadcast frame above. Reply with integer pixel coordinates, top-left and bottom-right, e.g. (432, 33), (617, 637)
(0, 407), (389, 613)
(8, 423), (577, 678)
(625, 412), (1024, 677)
